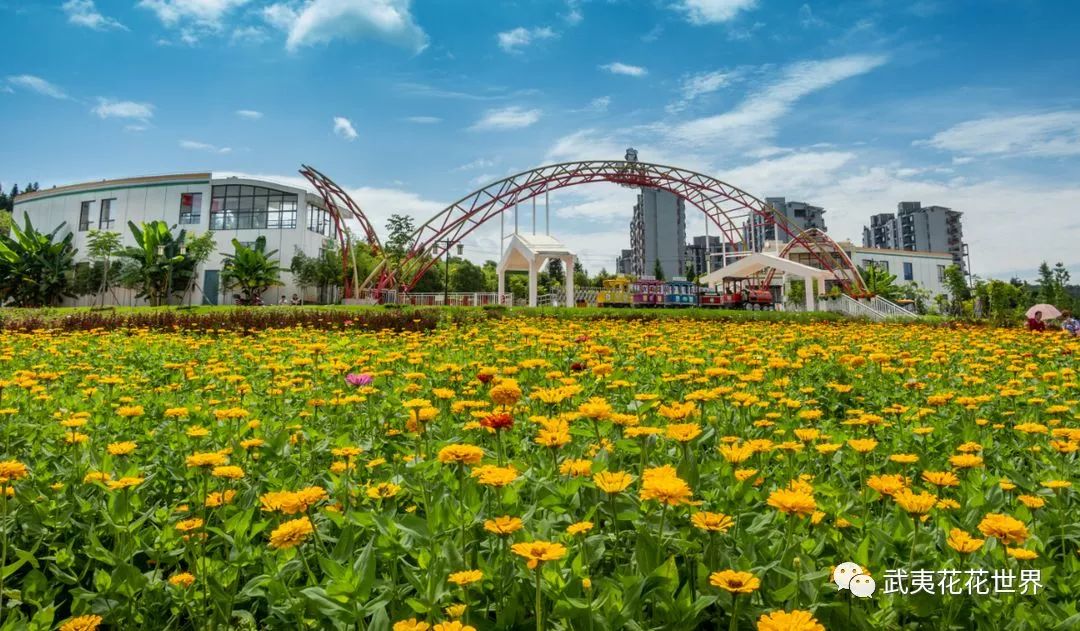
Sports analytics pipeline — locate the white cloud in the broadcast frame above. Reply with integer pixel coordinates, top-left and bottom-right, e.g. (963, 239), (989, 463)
(919, 111), (1080, 158)
(180, 140), (232, 153)
(405, 115), (441, 124)
(231, 25), (269, 45)
(264, 0), (428, 53)
(673, 0), (758, 24)
(137, 0), (249, 27)
(63, 0), (127, 30)
(799, 3), (825, 28)
(496, 26), (556, 53)
(670, 54), (887, 148)
(7, 75), (69, 99)
(470, 106), (541, 131)
(668, 69), (740, 113)
(454, 158), (497, 171)
(563, 0), (583, 25)
(236, 109), (263, 119)
(92, 98), (154, 120)
(600, 62), (647, 77)
(333, 116), (358, 140)
(585, 96), (610, 112)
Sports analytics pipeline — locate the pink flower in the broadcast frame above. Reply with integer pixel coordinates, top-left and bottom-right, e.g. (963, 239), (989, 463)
(346, 373), (373, 387)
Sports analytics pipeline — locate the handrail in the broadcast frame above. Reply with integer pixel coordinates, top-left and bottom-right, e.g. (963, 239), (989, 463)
(870, 296), (916, 318)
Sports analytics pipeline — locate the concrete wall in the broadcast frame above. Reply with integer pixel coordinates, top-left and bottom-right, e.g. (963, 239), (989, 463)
(848, 248), (952, 297)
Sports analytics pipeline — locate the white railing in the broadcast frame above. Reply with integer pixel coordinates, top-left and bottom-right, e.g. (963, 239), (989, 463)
(354, 290), (511, 306)
(821, 294), (888, 320)
(870, 296), (916, 318)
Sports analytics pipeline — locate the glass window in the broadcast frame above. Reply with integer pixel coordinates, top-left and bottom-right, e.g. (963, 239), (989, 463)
(79, 201), (93, 231)
(903, 261), (913, 281)
(937, 265), (946, 282)
(210, 184), (296, 231)
(99, 199), (115, 230)
(179, 192), (202, 224)
(306, 204), (335, 237)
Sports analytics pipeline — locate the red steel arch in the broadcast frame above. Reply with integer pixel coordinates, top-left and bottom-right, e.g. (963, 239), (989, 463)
(299, 165), (383, 297)
(389, 160), (856, 292)
(762, 228), (867, 293)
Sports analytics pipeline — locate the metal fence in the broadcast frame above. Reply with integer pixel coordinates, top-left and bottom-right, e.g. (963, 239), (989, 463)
(352, 290), (512, 307)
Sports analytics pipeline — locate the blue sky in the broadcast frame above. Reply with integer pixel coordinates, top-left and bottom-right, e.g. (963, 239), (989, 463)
(2, 0), (1079, 278)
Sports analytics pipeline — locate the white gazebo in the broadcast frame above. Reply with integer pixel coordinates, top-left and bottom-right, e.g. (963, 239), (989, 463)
(699, 252), (830, 310)
(497, 233), (576, 307)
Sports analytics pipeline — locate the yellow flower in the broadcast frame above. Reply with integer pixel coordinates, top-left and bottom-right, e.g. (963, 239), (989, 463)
(0, 460), (29, 483)
(593, 470), (634, 494)
(567, 521), (594, 536)
(847, 439), (878, 454)
(640, 472), (694, 506)
(734, 469), (759, 483)
(176, 518), (204, 532)
(719, 443), (755, 464)
(448, 570), (483, 586)
(367, 482), (402, 499)
(437, 444), (485, 465)
(946, 528), (984, 553)
(107, 441), (137, 456)
(212, 465), (245, 479)
(559, 459), (593, 477)
(921, 471), (959, 487)
(483, 515), (523, 536)
(1006, 547), (1038, 560)
(106, 476), (144, 490)
(186, 452), (228, 468)
(889, 454), (919, 464)
(169, 572), (196, 588)
(691, 511), (734, 533)
(83, 471), (111, 484)
(949, 454), (984, 469)
(766, 489), (817, 516)
(511, 540), (568, 569)
(117, 405), (144, 418)
(393, 619), (431, 631)
(977, 513), (1029, 545)
(433, 621), (474, 631)
(577, 397), (613, 421)
(665, 422), (702, 442)
(489, 379), (522, 406)
(866, 474), (907, 497)
(658, 401), (697, 421)
(1017, 495), (1046, 509)
(709, 570), (760, 593)
(206, 490), (237, 508)
(756, 609), (825, 631)
(1042, 480), (1071, 490)
(268, 516), (315, 549)
(260, 487), (328, 514)
(59, 614), (104, 631)
(893, 489), (937, 515)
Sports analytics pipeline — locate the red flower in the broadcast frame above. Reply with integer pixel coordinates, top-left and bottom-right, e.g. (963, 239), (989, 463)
(570, 362), (585, 372)
(478, 373), (494, 384)
(575, 335), (589, 343)
(481, 412), (514, 431)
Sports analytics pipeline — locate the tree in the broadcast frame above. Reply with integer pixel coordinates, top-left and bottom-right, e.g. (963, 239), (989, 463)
(652, 259), (665, 281)
(898, 282), (932, 315)
(86, 230), (122, 308)
(450, 259), (486, 292)
(943, 264), (970, 316)
(0, 213), (78, 307)
(0, 212), (12, 236)
(859, 264), (900, 299)
(574, 260), (589, 288)
(117, 221), (196, 307)
(546, 258), (565, 285)
(221, 236), (283, 305)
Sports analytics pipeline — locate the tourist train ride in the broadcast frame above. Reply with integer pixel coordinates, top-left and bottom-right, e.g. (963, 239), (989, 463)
(596, 276), (775, 310)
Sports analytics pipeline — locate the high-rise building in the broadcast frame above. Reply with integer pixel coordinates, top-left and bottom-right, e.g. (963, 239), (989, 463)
(862, 213), (900, 249)
(615, 249), (634, 276)
(684, 235), (742, 277)
(744, 197), (827, 250)
(628, 187), (686, 278)
(862, 202), (967, 272)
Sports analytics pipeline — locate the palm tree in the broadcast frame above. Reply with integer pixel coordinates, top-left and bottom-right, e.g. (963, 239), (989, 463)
(221, 236), (283, 305)
(859, 264), (900, 300)
(117, 221), (195, 307)
(0, 213), (77, 307)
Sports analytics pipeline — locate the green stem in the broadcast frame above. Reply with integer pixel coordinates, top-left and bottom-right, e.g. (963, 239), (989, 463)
(535, 568), (543, 631)
(728, 594), (741, 631)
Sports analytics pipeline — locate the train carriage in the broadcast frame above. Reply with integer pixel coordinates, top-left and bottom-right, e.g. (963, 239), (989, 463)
(664, 279), (699, 307)
(631, 279), (665, 307)
(597, 277), (632, 308)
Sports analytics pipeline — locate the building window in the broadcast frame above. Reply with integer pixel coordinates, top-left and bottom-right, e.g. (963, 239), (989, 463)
(209, 185), (297, 231)
(179, 192), (202, 224)
(903, 261), (913, 281)
(937, 265), (946, 282)
(79, 201), (93, 231)
(99, 199), (115, 230)
(307, 204), (337, 238)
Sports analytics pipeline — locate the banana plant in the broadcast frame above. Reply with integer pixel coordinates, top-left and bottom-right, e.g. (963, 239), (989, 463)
(221, 236), (283, 305)
(0, 213), (77, 307)
(117, 221), (195, 307)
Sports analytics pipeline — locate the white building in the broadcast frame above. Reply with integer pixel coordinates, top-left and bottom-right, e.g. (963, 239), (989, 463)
(13, 172), (336, 306)
(842, 242), (953, 298)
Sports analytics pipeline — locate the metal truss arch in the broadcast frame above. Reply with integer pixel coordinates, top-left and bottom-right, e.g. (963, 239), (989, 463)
(389, 160), (855, 292)
(764, 228), (867, 293)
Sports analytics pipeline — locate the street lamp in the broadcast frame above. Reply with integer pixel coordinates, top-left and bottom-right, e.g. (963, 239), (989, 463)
(438, 241), (464, 305)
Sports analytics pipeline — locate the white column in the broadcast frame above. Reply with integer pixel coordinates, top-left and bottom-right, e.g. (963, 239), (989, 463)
(497, 267), (505, 299)
(528, 260), (538, 307)
(564, 255), (575, 308)
(804, 275), (815, 311)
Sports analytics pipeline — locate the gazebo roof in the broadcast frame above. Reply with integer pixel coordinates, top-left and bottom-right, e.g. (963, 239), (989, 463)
(497, 233), (575, 272)
(699, 252), (829, 287)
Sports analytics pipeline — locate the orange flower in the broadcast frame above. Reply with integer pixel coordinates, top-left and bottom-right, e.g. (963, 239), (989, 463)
(511, 540), (567, 569)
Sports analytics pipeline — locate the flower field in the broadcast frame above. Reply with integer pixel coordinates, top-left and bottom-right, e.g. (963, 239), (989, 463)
(0, 317), (1076, 630)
